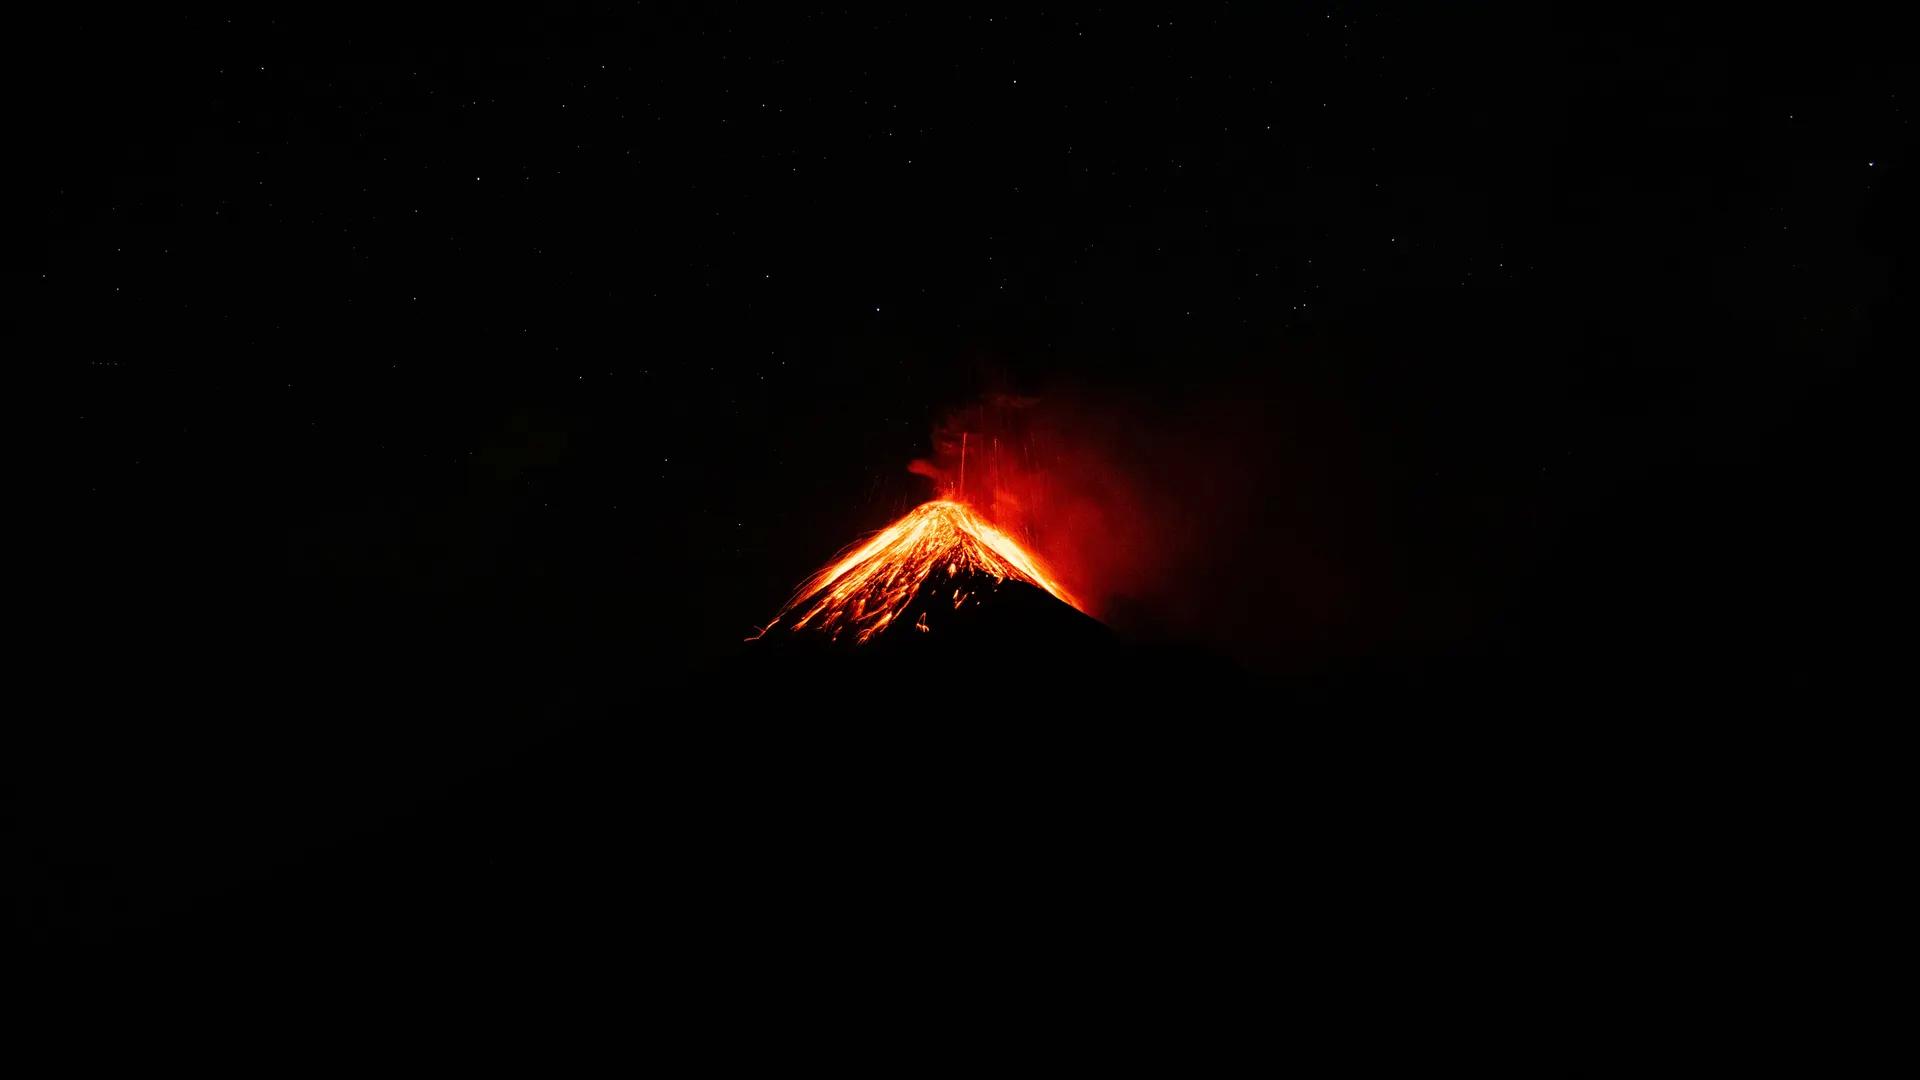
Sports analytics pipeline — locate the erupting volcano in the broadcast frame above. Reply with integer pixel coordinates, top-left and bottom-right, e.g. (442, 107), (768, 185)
(753, 500), (1085, 645)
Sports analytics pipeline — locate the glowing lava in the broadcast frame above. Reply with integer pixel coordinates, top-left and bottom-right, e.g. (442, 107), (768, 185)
(754, 500), (1081, 644)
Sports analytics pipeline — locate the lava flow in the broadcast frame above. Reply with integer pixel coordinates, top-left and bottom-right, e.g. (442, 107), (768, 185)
(753, 500), (1081, 644)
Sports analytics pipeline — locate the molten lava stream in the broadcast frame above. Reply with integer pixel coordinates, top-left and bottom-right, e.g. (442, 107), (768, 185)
(756, 500), (1079, 644)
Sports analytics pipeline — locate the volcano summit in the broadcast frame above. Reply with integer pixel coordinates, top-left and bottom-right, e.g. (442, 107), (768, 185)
(752, 500), (1098, 648)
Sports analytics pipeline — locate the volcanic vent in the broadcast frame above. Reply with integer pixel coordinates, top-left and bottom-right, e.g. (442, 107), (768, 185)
(752, 500), (1098, 647)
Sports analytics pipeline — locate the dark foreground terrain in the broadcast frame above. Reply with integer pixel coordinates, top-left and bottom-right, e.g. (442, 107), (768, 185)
(17, 609), (1744, 996)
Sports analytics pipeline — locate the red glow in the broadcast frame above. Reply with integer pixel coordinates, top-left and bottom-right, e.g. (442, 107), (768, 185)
(756, 379), (1375, 663)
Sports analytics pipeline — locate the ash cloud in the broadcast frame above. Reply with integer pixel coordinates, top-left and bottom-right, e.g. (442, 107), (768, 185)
(910, 376), (1404, 672)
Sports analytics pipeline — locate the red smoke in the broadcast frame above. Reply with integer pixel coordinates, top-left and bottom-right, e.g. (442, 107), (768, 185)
(907, 393), (1152, 621)
(904, 382), (1391, 667)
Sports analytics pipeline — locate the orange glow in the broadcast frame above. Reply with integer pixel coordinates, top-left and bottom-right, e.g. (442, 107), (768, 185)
(753, 500), (1081, 644)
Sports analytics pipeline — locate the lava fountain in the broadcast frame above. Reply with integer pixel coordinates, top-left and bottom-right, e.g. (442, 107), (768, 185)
(752, 500), (1082, 644)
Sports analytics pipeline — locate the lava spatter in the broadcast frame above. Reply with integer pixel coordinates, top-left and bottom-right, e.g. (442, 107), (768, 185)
(753, 500), (1080, 644)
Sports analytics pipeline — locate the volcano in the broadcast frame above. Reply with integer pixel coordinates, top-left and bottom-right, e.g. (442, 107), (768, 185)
(752, 499), (1106, 651)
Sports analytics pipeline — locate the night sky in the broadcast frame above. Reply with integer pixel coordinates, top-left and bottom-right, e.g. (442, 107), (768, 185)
(20, 8), (1902, 980)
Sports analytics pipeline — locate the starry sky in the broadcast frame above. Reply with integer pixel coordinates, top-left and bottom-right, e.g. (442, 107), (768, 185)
(21, 9), (1902, 938)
